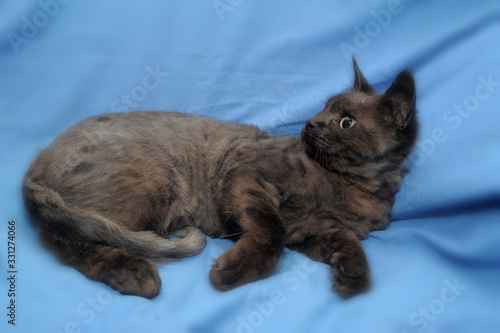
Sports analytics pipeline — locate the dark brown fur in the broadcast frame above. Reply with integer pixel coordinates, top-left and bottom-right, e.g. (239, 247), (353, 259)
(23, 60), (418, 298)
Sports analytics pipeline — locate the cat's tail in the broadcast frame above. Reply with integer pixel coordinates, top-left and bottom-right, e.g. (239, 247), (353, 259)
(22, 175), (206, 263)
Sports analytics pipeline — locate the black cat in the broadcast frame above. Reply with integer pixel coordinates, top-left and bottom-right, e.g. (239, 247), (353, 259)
(23, 59), (418, 298)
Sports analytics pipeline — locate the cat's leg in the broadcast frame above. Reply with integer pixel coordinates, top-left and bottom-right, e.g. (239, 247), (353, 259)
(209, 174), (286, 291)
(290, 229), (370, 298)
(43, 234), (161, 298)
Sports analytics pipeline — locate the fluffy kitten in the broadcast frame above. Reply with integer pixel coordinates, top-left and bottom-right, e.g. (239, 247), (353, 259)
(23, 59), (418, 298)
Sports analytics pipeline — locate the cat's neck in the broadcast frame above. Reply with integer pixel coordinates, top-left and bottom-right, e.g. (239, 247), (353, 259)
(291, 137), (405, 197)
(329, 155), (406, 197)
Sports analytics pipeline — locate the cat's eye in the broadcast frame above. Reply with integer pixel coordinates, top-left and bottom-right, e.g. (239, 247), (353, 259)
(339, 116), (356, 129)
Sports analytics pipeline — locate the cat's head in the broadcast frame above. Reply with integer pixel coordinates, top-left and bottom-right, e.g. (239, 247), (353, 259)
(301, 58), (418, 173)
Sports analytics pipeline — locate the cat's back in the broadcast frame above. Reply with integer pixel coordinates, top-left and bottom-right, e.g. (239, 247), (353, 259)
(38, 111), (263, 161)
(64, 111), (263, 149)
(28, 111), (268, 190)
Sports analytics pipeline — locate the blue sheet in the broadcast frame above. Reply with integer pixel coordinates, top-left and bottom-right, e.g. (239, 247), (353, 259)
(1, 0), (499, 332)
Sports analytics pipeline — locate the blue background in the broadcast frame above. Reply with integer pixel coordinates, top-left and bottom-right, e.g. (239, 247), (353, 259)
(1, 1), (499, 332)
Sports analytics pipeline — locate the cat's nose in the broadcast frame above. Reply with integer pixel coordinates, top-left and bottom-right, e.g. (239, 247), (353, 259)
(305, 120), (318, 131)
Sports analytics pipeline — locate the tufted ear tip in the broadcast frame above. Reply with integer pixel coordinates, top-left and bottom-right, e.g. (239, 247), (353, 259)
(384, 70), (416, 129)
(395, 70), (415, 88)
(352, 58), (375, 94)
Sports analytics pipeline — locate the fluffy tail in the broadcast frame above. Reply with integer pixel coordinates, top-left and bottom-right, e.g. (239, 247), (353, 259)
(22, 175), (206, 263)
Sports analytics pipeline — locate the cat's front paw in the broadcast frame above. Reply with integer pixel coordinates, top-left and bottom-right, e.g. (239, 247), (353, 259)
(209, 248), (255, 291)
(330, 245), (370, 299)
(209, 246), (275, 291)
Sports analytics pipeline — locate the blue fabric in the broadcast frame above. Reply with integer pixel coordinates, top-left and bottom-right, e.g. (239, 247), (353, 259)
(1, 0), (499, 332)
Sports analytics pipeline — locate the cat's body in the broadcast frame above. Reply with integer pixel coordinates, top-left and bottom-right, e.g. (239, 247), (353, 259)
(23, 60), (418, 299)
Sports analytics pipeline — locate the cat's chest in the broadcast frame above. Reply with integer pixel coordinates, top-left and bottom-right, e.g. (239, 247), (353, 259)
(275, 163), (388, 239)
(277, 178), (342, 223)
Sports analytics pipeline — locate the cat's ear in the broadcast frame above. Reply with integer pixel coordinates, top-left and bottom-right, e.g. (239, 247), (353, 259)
(383, 70), (416, 129)
(352, 58), (375, 94)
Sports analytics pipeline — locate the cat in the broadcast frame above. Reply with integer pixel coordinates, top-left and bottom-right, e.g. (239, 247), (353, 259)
(23, 59), (418, 299)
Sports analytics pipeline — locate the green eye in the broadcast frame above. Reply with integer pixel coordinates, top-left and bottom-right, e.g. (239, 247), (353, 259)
(339, 116), (356, 129)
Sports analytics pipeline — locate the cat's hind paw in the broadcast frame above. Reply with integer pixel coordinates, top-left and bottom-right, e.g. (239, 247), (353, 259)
(97, 254), (162, 299)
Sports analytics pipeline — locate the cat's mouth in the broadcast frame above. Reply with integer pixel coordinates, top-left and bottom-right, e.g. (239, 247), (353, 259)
(301, 129), (331, 168)
(301, 127), (358, 171)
